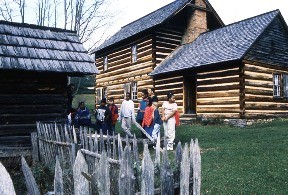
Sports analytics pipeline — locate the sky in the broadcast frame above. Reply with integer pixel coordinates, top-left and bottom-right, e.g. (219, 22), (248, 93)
(110, 0), (288, 38)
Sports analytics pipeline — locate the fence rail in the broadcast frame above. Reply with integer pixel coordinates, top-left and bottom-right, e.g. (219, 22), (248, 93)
(1, 122), (201, 194)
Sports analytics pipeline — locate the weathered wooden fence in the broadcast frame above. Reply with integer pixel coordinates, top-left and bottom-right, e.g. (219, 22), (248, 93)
(1, 122), (201, 194)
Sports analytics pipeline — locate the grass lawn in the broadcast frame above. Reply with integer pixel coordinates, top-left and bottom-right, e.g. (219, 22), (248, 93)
(72, 94), (287, 194)
(172, 119), (288, 194)
(114, 119), (288, 194)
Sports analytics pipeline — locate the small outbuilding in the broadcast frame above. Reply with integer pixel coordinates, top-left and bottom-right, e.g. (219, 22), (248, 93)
(0, 21), (98, 153)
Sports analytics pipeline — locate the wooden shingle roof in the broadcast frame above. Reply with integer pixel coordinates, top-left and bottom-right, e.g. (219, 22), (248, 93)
(91, 0), (192, 53)
(149, 10), (280, 76)
(0, 21), (99, 74)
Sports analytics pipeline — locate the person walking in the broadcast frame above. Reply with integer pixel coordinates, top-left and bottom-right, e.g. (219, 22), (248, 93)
(107, 97), (119, 135)
(119, 92), (135, 137)
(162, 92), (178, 150)
(137, 89), (149, 138)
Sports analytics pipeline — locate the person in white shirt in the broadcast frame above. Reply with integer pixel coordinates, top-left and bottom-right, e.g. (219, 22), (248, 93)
(119, 92), (135, 137)
(162, 92), (178, 150)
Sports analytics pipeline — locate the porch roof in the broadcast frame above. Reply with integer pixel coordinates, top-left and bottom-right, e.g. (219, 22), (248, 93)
(149, 10), (280, 76)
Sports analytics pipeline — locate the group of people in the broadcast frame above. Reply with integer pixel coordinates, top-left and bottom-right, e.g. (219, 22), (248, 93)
(119, 88), (178, 151)
(66, 83), (178, 151)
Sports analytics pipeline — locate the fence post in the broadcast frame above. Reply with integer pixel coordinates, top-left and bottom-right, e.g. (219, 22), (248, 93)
(21, 156), (40, 195)
(31, 132), (39, 163)
(95, 152), (110, 194)
(180, 143), (190, 195)
(54, 156), (64, 195)
(141, 144), (154, 195)
(193, 139), (201, 195)
(119, 146), (135, 195)
(73, 151), (89, 195)
(161, 149), (174, 195)
(0, 162), (16, 195)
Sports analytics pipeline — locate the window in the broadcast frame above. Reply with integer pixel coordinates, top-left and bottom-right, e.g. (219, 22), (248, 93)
(131, 82), (138, 100)
(273, 74), (288, 98)
(123, 82), (137, 100)
(131, 45), (137, 63)
(103, 56), (108, 71)
(102, 87), (108, 99)
(273, 74), (281, 97)
(96, 87), (108, 104)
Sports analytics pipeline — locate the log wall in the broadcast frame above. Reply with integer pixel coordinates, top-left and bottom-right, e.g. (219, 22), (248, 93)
(153, 26), (184, 113)
(95, 36), (154, 108)
(0, 71), (67, 148)
(243, 62), (288, 118)
(196, 65), (242, 118)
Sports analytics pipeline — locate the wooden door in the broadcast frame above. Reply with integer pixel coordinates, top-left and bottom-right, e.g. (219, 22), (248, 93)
(184, 75), (196, 114)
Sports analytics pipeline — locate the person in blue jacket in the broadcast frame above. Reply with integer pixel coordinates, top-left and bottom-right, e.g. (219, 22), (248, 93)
(75, 101), (91, 128)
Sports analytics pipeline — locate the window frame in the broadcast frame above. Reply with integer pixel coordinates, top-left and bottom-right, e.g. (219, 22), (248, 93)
(273, 74), (281, 97)
(131, 82), (138, 101)
(103, 56), (108, 71)
(131, 45), (137, 63)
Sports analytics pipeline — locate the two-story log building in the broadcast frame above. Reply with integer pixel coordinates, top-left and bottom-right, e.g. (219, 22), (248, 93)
(91, 0), (288, 119)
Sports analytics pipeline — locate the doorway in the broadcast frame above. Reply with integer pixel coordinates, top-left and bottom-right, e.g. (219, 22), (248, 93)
(184, 75), (196, 114)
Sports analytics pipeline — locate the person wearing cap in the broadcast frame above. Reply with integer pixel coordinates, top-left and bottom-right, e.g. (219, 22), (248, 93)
(162, 92), (178, 150)
(95, 98), (112, 135)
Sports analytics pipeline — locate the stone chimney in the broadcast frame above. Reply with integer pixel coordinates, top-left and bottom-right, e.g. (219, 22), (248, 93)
(181, 0), (207, 44)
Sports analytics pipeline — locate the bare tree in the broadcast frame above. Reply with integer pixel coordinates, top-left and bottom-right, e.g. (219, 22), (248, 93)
(0, 0), (118, 50)
(0, 0), (15, 22)
(13, 0), (25, 23)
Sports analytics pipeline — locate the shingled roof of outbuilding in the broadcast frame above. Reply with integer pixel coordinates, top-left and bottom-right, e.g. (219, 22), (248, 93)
(91, 0), (223, 53)
(0, 20), (99, 75)
(149, 10), (280, 76)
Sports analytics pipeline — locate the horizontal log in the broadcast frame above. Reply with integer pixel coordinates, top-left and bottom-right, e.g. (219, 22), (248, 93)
(244, 64), (273, 74)
(197, 69), (240, 79)
(0, 94), (66, 104)
(0, 105), (64, 114)
(0, 124), (37, 135)
(245, 89), (273, 96)
(245, 81), (273, 88)
(197, 84), (240, 92)
(97, 63), (153, 83)
(197, 100), (239, 105)
(0, 114), (64, 124)
(155, 41), (179, 49)
(245, 105), (288, 110)
(244, 74), (272, 82)
(197, 77), (241, 86)
(197, 91), (239, 98)
(197, 113), (240, 118)
(156, 83), (183, 91)
(197, 108), (240, 113)
(0, 135), (32, 147)
(245, 110), (288, 114)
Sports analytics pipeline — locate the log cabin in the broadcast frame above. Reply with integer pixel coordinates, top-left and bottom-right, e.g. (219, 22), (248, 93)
(91, 0), (288, 120)
(0, 21), (98, 154)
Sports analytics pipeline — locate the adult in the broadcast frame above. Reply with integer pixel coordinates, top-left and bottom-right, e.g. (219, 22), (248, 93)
(162, 92), (178, 150)
(95, 98), (112, 135)
(137, 89), (149, 138)
(148, 87), (158, 103)
(119, 92), (135, 137)
(142, 98), (154, 137)
(152, 101), (162, 140)
(67, 84), (75, 112)
(107, 97), (119, 134)
(75, 101), (91, 128)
